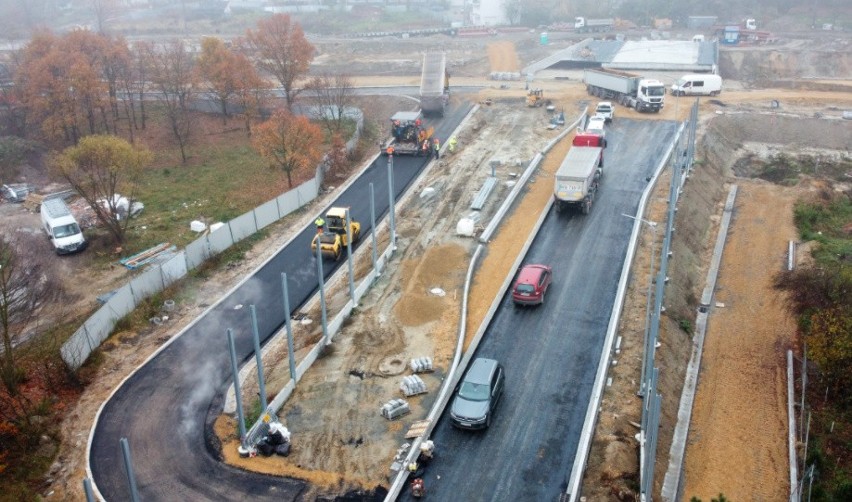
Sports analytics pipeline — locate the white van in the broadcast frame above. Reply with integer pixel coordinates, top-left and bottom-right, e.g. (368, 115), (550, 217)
(670, 74), (723, 96)
(41, 198), (87, 255)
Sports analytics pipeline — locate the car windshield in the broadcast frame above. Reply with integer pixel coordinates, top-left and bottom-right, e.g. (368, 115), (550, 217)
(458, 381), (489, 401)
(54, 223), (80, 238)
(516, 284), (535, 294)
(674, 78), (687, 87)
(597, 105), (611, 112)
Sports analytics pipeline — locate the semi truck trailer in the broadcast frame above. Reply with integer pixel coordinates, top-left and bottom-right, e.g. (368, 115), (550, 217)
(554, 145), (604, 215)
(583, 69), (665, 113)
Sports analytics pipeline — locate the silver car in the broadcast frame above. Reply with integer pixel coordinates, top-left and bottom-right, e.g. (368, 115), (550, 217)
(450, 358), (505, 429)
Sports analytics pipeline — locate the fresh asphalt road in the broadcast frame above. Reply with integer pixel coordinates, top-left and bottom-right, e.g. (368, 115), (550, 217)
(400, 119), (678, 501)
(89, 104), (471, 500)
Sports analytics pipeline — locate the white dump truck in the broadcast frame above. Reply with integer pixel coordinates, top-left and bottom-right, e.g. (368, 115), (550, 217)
(419, 51), (449, 117)
(583, 69), (665, 113)
(574, 17), (615, 33)
(41, 197), (87, 255)
(554, 145), (604, 215)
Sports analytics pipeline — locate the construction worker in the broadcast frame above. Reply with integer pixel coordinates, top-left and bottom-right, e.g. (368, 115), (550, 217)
(448, 136), (457, 153)
(314, 216), (325, 234)
(421, 139), (430, 156)
(433, 137), (440, 159)
(410, 477), (425, 497)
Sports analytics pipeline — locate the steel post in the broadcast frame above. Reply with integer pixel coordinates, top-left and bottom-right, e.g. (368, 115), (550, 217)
(345, 207), (356, 303)
(227, 329), (247, 445)
(120, 437), (140, 502)
(369, 183), (378, 272)
(83, 478), (95, 502)
(281, 273), (296, 381)
(249, 305), (267, 411)
(387, 153), (397, 250)
(316, 238), (329, 342)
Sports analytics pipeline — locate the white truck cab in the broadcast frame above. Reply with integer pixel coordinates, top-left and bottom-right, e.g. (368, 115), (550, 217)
(41, 198), (87, 255)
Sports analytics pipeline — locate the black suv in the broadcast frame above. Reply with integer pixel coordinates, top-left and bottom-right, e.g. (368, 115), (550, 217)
(450, 358), (504, 430)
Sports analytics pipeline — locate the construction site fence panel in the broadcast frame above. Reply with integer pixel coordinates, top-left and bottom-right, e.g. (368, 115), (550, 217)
(207, 224), (235, 255)
(60, 109), (364, 370)
(130, 266), (165, 304)
(229, 210), (258, 243)
(255, 199), (280, 230)
(161, 252), (188, 289)
(185, 237), (211, 271)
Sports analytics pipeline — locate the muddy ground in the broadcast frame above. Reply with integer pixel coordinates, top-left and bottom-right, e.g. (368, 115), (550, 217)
(11, 30), (849, 501)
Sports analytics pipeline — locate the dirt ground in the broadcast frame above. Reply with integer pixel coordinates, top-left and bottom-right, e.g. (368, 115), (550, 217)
(683, 181), (799, 501)
(21, 32), (852, 501)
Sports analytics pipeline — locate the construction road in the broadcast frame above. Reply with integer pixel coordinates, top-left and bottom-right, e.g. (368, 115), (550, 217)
(399, 119), (679, 501)
(89, 104), (472, 500)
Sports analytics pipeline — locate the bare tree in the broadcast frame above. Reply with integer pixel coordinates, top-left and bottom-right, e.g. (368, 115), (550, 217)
(148, 40), (196, 164)
(306, 72), (355, 135)
(90, 0), (118, 34)
(0, 233), (63, 396)
(243, 14), (315, 110)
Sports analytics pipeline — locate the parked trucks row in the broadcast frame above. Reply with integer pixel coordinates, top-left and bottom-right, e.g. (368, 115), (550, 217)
(583, 69), (665, 113)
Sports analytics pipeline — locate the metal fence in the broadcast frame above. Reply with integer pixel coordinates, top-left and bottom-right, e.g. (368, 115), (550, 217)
(60, 109), (363, 370)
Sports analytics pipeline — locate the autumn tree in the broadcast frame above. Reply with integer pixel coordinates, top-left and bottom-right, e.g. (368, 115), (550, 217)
(196, 37), (242, 124)
(52, 135), (152, 245)
(305, 72), (355, 135)
(252, 110), (323, 188)
(244, 14), (315, 110)
(231, 52), (267, 136)
(148, 39), (196, 163)
(0, 232), (63, 396)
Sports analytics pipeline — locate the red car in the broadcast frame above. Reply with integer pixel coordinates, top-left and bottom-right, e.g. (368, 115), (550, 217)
(512, 264), (553, 306)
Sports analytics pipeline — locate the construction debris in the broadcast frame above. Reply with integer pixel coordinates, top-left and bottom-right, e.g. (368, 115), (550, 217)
(405, 419), (431, 439)
(119, 243), (176, 270)
(381, 398), (411, 420)
(1, 184), (35, 203)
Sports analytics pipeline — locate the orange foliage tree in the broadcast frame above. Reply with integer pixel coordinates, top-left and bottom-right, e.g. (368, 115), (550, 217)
(230, 52), (267, 136)
(243, 14), (314, 110)
(196, 37), (241, 124)
(252, 110), (323, 188)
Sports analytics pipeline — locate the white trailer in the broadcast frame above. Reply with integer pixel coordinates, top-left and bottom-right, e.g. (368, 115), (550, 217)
(554, 146), (604, 215)
(574, 17), (615, 33)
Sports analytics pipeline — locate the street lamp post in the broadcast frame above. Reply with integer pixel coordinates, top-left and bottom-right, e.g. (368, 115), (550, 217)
(623, 213), (658, 397)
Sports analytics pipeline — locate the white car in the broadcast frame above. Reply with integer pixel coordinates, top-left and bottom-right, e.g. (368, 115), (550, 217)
(594, 102), (614, 123)
(586, 115), (607, 140)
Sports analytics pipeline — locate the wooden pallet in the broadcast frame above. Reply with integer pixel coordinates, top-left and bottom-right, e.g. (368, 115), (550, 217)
(404, 419), (431, 439)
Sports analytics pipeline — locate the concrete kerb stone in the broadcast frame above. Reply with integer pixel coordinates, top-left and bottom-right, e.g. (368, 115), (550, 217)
(661, 184), (738, 501)
(385, 111), (587, 500)
(566, 122), (685, 501)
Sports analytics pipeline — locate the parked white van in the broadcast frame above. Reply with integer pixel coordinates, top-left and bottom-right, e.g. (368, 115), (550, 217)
(670, 74), (723, 96)
(41, 198), (87, 255)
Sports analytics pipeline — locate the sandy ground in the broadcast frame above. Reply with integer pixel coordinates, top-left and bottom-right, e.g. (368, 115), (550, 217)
(682, 182), (800, 501)
(27, 33), (852, 500)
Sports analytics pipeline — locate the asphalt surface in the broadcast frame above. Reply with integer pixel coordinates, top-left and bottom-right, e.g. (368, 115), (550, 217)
(89, 103), (471, 501)
(399, 118), (678, 501)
